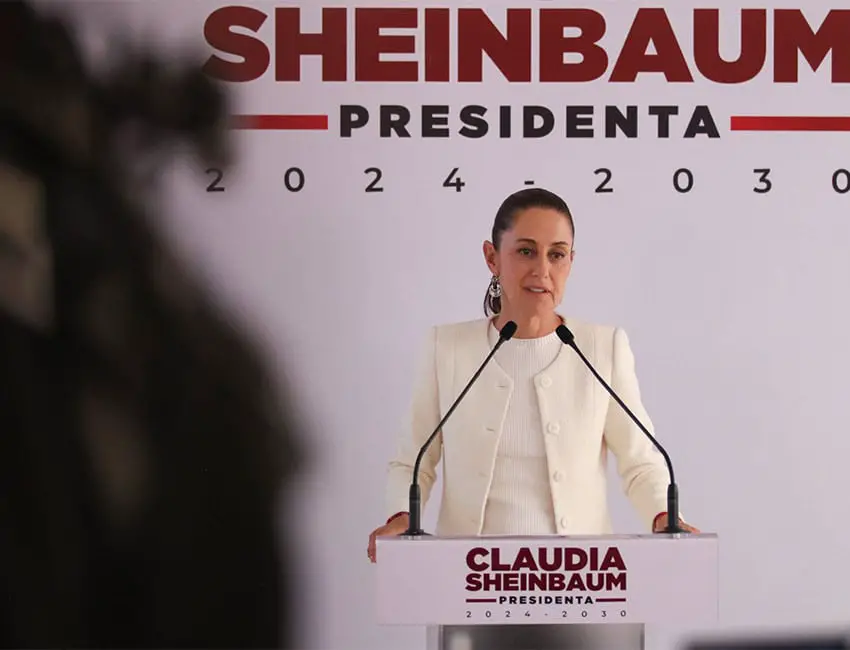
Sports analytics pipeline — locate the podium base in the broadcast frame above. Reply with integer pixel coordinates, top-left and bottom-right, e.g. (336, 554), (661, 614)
(426, 622), (644, 650)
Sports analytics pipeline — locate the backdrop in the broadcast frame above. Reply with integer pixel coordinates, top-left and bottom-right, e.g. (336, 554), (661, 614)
(46, 1), (850, 649)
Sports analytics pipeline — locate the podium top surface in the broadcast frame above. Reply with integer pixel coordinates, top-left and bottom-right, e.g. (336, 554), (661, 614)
(378, 532), (718, 543)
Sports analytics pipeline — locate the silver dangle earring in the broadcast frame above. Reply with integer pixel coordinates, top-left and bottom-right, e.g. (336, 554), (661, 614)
(488, 275), (502, 299)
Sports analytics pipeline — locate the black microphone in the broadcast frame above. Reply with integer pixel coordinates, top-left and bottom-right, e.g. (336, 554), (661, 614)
(403, 319), (518, 537)
(555, 324), (688, 535)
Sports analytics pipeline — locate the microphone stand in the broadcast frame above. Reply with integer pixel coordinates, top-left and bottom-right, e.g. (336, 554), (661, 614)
(403, 321), (517, 536)
(556, 325), (688, 535)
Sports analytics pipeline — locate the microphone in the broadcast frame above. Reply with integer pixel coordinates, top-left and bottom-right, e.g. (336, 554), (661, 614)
(555, 324), (688, 535)
(403, 319), (518, 537)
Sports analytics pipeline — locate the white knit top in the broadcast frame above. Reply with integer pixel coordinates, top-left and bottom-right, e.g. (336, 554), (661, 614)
(480, 323), (562, 535)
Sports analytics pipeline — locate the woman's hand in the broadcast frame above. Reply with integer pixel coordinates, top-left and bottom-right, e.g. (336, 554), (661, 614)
(652, 513), (701, 534)
(367, 514), (410, 563)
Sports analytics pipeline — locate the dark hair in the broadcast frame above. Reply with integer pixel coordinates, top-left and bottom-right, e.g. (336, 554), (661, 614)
(484, 188), (575, 316)
(0, 2), (304, 647)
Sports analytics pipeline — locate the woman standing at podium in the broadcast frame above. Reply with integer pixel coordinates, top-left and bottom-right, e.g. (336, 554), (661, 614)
(367, 188), (697, 562)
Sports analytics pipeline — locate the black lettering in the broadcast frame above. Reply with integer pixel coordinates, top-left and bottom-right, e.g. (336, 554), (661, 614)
(340, 105), (369, 137)
(566, 106), (594, 138)
(594, 168), (614, 193)
(380, 106), (411, 138)
(524, 106), (554, 138)
(673, 167), (694, 193)
(684, 106), (720, 138)
(459, 105), (488, 138)
(833, 169), (850, 194)
(443, 167), (466, 192)
(364, 167), (384, 192)
(206, 168), (225, 192)
(284, 167), (305, 192)
(500, 105), (511, 138)
(754, 168), (772, 193)
(605, 106), (638, 138)
(422, 105), (450, 138)
(649, 105), (679, 138)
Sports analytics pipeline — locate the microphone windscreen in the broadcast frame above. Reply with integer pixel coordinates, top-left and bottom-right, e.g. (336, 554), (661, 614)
(499, 320), (518, 340)
(556, 324), (575, 345)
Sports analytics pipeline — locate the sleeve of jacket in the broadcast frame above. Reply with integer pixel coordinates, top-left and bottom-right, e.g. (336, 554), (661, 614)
(602, 327), (679, 530)
(384, 325), (443, 520)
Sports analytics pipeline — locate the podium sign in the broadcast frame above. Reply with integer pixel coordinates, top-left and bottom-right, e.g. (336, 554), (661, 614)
(376, 533), (718, 626)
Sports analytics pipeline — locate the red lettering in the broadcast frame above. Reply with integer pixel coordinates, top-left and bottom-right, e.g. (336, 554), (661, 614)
(490, 547), (512, 571)
(458, 9), (532, 82)
(505, 548), (533, 571)
(694, 9), (766, 83)
(528, 573), (548, 590)
(465, 546), (628, 573)
(464, 568), (626, 592)
(202, 6), (269, 82)
(539, 9), (608, 82)
(564, 548), (587, 570)
(355, 9), (418, 81)
(608, 573), (627, 590)
(202, 6), (850, 85)
(466, 547), (488, 571)
(482, 573), (501, 590)
(566, 573), (586, 590)
(586, 573), (605, 590)
(774, 9), (850, 82)
(275, 7), (346, 81)
(424, 9), (451, 82)
(599, 547), (626, 571)
(610, 8), (693, 82)
(536, 547), (560, 571)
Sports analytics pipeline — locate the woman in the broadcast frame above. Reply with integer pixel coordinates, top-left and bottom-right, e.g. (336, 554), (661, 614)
(367, 188), (697, 561)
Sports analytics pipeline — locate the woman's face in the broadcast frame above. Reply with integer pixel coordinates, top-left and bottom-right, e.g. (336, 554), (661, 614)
(483, 207), (574, 319)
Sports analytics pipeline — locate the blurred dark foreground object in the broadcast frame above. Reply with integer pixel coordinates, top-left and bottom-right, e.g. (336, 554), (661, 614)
(0, 1), (305, 647)
(685, 631), (850, 650)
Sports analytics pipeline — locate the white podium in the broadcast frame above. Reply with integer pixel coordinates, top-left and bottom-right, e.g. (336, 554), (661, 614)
(376, 533), (719, 650)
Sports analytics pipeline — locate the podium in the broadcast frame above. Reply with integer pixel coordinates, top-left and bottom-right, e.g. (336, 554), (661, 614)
(376, 533), (719, 650)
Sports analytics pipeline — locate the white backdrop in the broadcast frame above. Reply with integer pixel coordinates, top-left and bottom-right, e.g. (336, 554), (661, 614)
(47, 1), (850, 649)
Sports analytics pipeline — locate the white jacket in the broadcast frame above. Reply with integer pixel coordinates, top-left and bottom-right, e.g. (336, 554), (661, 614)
(384, 315), (673, 536)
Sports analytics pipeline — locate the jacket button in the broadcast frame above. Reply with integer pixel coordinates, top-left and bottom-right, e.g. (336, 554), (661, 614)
(553, 471), (562, 482)
(538, 375), (552, 388)
(560, 517), (568, 529)
(547, 422), (560, 434)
